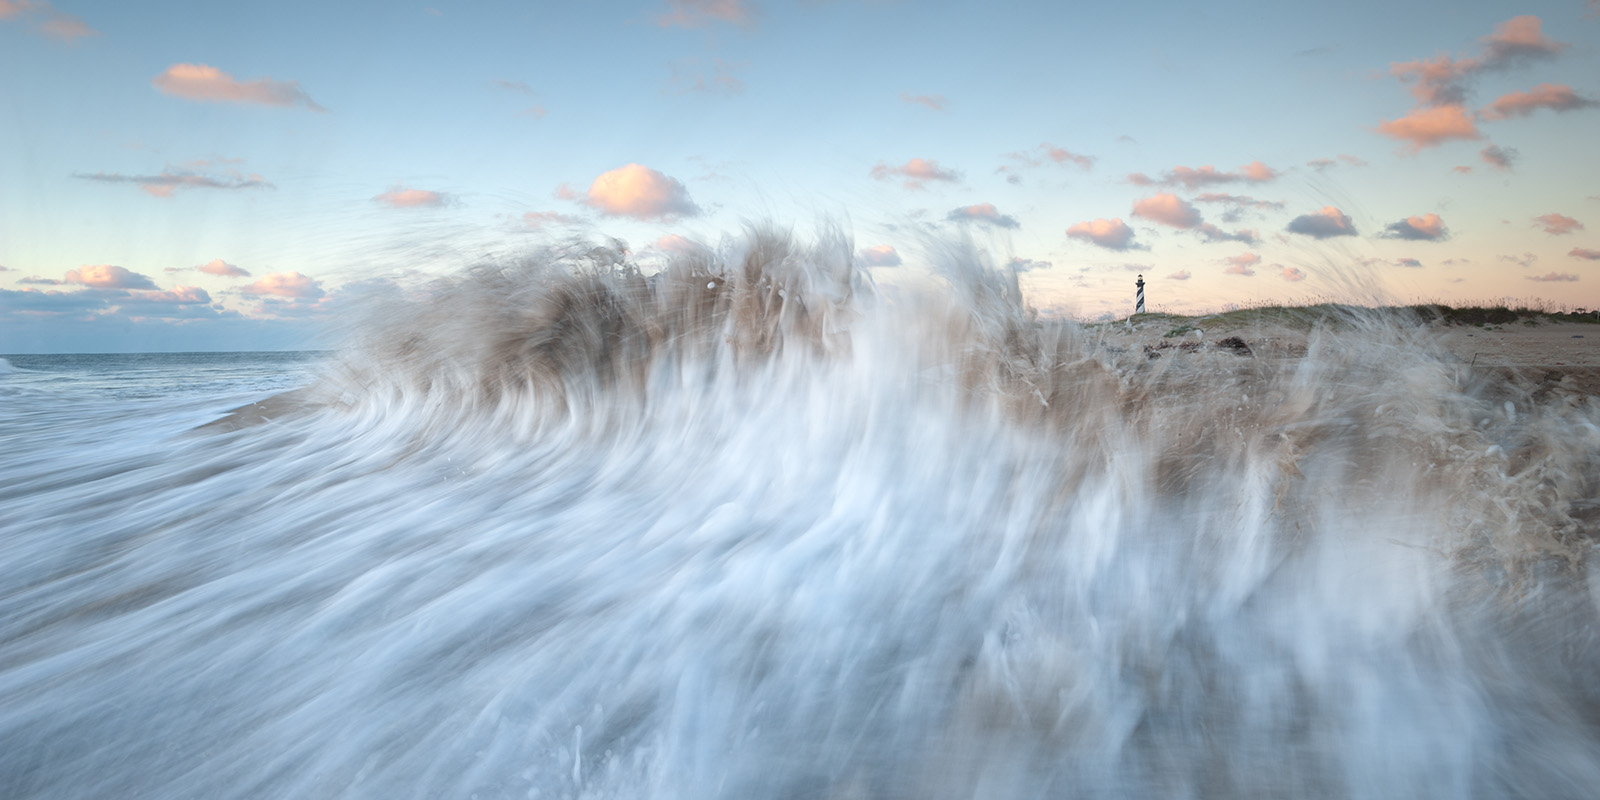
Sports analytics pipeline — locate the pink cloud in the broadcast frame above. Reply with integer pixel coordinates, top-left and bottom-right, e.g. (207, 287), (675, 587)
(1280, 266), (1307, 282)
(37, 11), (92, 40)
(1452, 165), (1474, 174)
(1003, 143), (1094, 172)
(74, 168), (272, 197)
(1240, 161), (1279, 182)
(859, 245), (902, 267)
(1376, 105), (1479, 151)
(374, 186), (449, 208)
(1155, 162), (1279, 190)
(1388, 16), (1564, 108)
(1480, 83), (1597, 120)
(1222, 253), (1260, 276)
(64, 265), (158, 290)
(1527, 272), (1579, 282)
(584, 164), (700, 220)
(152, 64), (325, 111)
(1389, 53), (1478, 107)
(1480, 15), (1564, 65)
(523, 211), (583, 228)
(945, 203), (1019, 229)
(1066, 218), (1137, 251)
(652, 234), (710, 257)
(198, 259), (250, 278)
(654, 0), (754, 28)
(902, 93), (948, 111)
(1287, 206), (1357, 239)
(1040, 144), (1093, 169)
(1126, 173), (1156, 186)
(0, 1), (98, 41)
(1166, 166), (1235, 188)
(1132, 193), (1202, 229)
(1534, 213), (1584, 235)
(870, 158), (960, 190)
(1379, 17), (1569, 153)
(240, 272), (325, 300)
(1166, 270), (1191, 281)
(1569, 248), (1600, 261)
(1381, 213), (1449, 241)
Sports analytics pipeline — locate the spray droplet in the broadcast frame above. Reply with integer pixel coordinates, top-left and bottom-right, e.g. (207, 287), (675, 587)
(572, 725), (582, 786)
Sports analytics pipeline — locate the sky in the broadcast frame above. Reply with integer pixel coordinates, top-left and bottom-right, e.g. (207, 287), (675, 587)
(2, 0), (1599, 353)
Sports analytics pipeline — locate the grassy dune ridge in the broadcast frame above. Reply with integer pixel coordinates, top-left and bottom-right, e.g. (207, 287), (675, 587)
(1111, 303), (1600, 334)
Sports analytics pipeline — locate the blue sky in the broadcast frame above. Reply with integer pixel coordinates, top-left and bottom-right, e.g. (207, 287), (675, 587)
(3, 0), (1599, 352)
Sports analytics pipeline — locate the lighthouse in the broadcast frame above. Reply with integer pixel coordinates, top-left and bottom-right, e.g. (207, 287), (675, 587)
(1135, 274), (1145, 314)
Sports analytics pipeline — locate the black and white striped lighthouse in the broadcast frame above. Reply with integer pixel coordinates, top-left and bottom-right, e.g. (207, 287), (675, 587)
(1135, 274), (1146, 314)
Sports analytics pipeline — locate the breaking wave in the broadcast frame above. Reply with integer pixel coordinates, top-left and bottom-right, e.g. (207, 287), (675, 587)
(3, 227), (1599, 799)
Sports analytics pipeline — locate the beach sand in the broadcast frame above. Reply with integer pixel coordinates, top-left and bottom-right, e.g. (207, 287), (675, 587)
(1095, 313), (1600, 393)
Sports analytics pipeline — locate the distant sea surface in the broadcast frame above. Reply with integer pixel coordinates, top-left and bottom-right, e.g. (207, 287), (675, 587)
(0, 351), (325, 404)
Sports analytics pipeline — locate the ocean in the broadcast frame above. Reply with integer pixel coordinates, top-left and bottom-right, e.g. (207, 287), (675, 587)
(0, 351), (326, 401)
(2, 232), (1598, 799)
